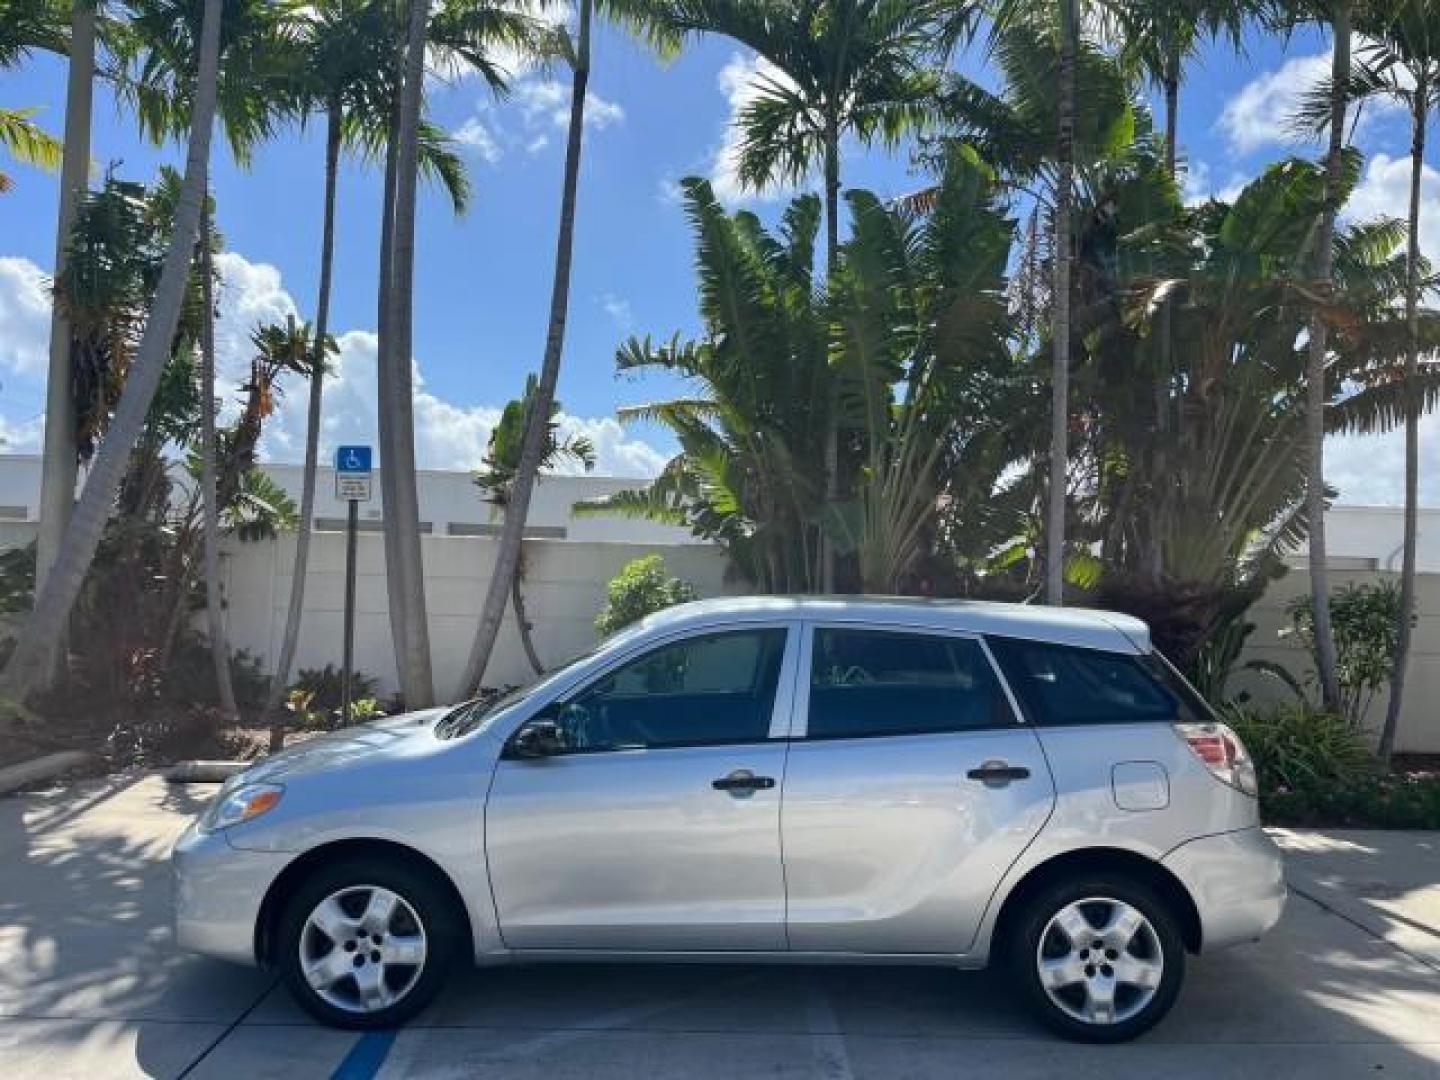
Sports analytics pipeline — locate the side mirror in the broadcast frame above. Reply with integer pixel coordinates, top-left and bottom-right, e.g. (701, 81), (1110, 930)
(508, 717), (569, 759)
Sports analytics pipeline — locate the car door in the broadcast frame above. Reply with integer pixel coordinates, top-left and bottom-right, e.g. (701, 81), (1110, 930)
(485, 623), (799, 951)
(781, 623), (1056, 955)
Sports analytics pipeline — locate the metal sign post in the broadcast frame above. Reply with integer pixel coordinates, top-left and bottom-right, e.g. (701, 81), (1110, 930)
(334, 446), (373, 724)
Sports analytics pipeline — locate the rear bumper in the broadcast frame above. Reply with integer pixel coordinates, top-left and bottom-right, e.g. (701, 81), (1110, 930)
(173, 822), (291, 966)
(1163, 826), (1286, 952)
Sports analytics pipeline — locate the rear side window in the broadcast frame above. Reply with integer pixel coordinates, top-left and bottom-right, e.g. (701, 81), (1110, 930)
(806, 628), (1012, 739)
(986, 637), (1200, 726)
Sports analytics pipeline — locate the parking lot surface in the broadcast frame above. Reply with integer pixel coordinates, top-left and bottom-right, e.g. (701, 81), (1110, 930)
(1, 775), (1437, 1079)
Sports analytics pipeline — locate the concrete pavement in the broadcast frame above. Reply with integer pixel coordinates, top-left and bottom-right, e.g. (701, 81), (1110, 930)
(0, 775), (1437, 1079)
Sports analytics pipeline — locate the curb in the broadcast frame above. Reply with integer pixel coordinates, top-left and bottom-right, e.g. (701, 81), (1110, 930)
(0, 751), (97, 796)
(163, 760), (249, 784)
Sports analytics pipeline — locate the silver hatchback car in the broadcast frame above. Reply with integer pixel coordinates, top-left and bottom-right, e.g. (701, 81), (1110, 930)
(174, 597), (1284, 1042)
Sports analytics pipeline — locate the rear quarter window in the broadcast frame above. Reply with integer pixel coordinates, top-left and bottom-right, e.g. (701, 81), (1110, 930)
(986, 636), (1205, 726)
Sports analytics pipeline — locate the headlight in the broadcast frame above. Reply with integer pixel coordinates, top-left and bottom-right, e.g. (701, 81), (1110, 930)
(200, 782), (284, 833)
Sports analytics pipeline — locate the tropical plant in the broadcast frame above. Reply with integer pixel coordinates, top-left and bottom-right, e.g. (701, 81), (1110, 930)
(0, 0), (225, 706)
(827, 147), (1030, 592)
(1283, 580), (1413, 728)
(661, 0), (974, 588)
(1346, 0), (1440, 763)
(0, 107), (62, 191)
(575, 178), (832, 591)
(580, 153), (1037, 596)
(595, 555), (699, 637)
(474, 375), (596, 676)
(459, 0), (680, 697)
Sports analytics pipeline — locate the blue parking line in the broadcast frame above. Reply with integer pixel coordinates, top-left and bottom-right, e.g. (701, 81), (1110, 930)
(330, 1030), (398, 1080)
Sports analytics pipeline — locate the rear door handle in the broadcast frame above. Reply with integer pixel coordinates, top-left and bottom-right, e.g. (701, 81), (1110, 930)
(966, 762), (1031, 786)
(713, 770), (775, 792)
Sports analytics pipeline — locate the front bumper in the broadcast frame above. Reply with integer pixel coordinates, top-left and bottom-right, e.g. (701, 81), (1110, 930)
(1163, 826), (1286, 952)
(173, 821), (292, 966)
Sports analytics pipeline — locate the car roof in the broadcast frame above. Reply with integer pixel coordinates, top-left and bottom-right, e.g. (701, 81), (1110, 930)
(636, 596), (1151, 654)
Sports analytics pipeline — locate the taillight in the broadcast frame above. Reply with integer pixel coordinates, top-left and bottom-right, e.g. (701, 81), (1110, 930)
(1175, 722), (1258, 797)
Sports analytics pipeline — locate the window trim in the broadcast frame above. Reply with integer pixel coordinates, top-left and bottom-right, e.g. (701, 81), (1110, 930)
(791, 622), (1024, 742)
(522, 622), (802, 755)
(983, 635), (1180, 728)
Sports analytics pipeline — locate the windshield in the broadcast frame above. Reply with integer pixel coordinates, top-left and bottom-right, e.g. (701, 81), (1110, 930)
(434, 618), (660, 740)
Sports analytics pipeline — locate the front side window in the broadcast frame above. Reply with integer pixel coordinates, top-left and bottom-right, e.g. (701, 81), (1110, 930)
(986, 637), (1200, 726)
(805, 628), (1011, 739)
(555, 628), (787, 752)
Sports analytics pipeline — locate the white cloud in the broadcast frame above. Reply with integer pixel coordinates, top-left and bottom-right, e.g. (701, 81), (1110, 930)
(599, 293), (632, 330)
(207, 253), (664, 477)
(452, 76), (623, 165)
(0, 256), (51, 377)
(453, 117), (504, 164)
(0, 412), (43, 453)
(1328, 413), (1440, 507)
(513, 78), (624, 131)
(1182, 160), (1248, 206)
(1216, 42), (1402, 156)
(711, 52), (804, 204)
(1345, 152), (1440, 266)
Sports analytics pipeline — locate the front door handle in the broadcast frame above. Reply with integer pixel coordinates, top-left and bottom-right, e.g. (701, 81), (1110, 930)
(966, 761), (1031, 786)
(712, 770), (776, 793)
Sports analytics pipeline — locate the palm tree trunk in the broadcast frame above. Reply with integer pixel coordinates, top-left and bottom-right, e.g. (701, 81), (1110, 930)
(376, 60), (408, 699)
(459, 0), (592, 697)
(0, 0), (223, 705)
(1306, 2), (1350, 714)
(1379, 81), (1426, 764)
(34, 1), (95, 689)
(264, 99), (342, 751)
(1045, 0), (1078, 607)
(820, 122), (840, 594)
(199, 191), (239, 722)
(1162, 58), (1179, 179)
(512, 549), (545, 678)
(377, 0), (435, 708)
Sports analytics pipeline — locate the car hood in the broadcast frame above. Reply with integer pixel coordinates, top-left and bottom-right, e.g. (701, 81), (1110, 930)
(237, 707), (451, 784)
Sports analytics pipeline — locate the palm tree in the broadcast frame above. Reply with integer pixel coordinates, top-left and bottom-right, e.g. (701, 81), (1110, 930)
(474, 375), (596, 676)
(1298, 0), (1354, 713)
(1107, 1), (1253, 175)
(197, 192), (239, 721)
(261, 0), (492, 745)
(458, 0), (678, 697)
(376, 0), (439, 709)
(660, 0), (972, 590)
(0, 109), (62, 190)
(1349, 1), (1440, 761)
(0, 0), (224, 704)
(35, 1), (99, 693)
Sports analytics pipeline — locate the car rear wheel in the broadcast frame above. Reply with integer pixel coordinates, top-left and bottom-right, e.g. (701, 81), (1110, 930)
(277, 856), (462, 1029)
(1010, 875), (1185, 1043)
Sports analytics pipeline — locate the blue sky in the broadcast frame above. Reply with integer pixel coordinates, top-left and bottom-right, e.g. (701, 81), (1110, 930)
(1, 16), (1436, 502)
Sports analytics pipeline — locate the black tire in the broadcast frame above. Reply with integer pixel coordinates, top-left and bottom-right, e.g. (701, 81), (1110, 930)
(1009, 874), (1186, 1043)
(277, 855), (463, 1030)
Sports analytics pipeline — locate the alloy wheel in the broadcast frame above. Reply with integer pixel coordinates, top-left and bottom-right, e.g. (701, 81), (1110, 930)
(1034, 896), (1165, 1026)
(298, 884), (428, 1015)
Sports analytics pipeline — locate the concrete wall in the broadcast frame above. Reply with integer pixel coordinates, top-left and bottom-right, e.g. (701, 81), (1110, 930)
(220, 532), (732, 703)
(1232, 567), (1440, 754)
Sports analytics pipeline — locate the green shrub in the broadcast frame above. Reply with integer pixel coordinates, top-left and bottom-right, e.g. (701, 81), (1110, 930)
(291, 664), (380, 715)
(1223, 703), (1374, 793)
(1224, 703), (1440, 828)
(595, 556), (698, 637)
(1283, 580), (1411, 727)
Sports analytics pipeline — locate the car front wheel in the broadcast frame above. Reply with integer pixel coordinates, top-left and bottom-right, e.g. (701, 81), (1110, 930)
(1010, 875), (1185, 1043)
(277, 856), (461, 1029)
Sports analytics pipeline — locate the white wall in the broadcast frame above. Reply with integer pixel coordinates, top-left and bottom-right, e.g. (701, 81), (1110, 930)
(221, 531), (732, 703)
